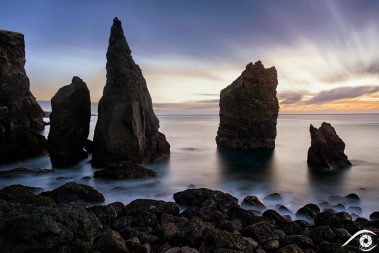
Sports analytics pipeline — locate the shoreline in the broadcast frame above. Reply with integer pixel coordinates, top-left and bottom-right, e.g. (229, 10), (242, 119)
(0, 182), (378, 252)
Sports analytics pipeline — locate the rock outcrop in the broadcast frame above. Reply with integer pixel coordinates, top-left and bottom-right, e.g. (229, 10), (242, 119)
(48, 76), (91, 167)
(94, 160), (157, 179)
(307, 122), (352, 169)
(216, 61), (279, 149)
(92, 17), (170, 167)
(0, 29), (47, 164)
(0, 29), (44, 130)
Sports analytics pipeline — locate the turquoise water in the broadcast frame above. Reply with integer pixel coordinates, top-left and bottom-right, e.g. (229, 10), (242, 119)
(1, 107), (379, 218)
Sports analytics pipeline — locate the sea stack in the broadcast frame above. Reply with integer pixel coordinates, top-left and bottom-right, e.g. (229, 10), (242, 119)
(48, 76), (91, 168)
(216, 61), (279, 149)
(0, 29), (47, 163)
(92, 18), (170, 167)
(307, 122), (352, 169)
(0, 29), (44, 130)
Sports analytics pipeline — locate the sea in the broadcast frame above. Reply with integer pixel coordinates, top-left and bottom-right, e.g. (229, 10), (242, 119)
(1, 101), (378, 218)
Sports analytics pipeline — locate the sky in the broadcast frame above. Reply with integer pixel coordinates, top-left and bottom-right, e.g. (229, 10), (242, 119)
(1, 0), (379, 113)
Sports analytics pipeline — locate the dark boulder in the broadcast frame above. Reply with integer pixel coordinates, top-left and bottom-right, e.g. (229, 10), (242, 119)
(94, 161), (157, 179)
(124, 199), (179, 216)
(93, 229), (129, 253)
(0, 184), (55, 207)
(92, 17), (169, 167)
(0, 201), (102, 252)
(241, 222), (279, 244)
(87, 205), (118, 227)
(307, 122), (351, 169)
(241, 195), (267, 211)
(296, 203), (320, 221)
(216, 61), (279, 149)
(0, 29), (44, 131)
(40, 182), (105, 205)
(48, 76), (91, 167)
(370, 211), (379, 220)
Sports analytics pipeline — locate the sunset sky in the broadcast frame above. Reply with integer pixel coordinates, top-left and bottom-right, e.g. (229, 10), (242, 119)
(1, 0), (379, 113)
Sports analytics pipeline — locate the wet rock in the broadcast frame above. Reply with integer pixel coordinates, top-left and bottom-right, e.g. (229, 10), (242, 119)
(262, 209), (289, 224)
(307, 122), (351, 169)
(276, 204), (293, 215)
(93, 229), (129, 253)
(264, 193), (282, 202)
(241, 195), (267, 211)
(0, 29), (44, 131)
(48, 76), (91, 167)
(113, 216), (133, 231)
(203, 227), (259, 252)
(276, 244), (304, 253)
(228, 206), (269, 227)
(174, 188), (237, 207)
(333, 228), (351, 244)
(310, 226), (335, 244)
(161, 213), (189, 225)
(370, 211), (379, 220)
(92, 17), (170, 167)
(40, 182), (105, 205)
(0, 201), (102, 252)
(345, 193), (360, 203)
(0, 167), (53, 178)
(241, 222), (279, 244)
(280, 235), (314, 249)
(94, 161), (157, 179)
(216, 61), (279, 149)
(0, 184), (55, 207)
(263, 239), (279, 251)
(108, 201), (125, 216)
(124, 199), (179, 216)
(296, 203), (320, 221)
(220, 219), (243, 232)
(87, 205), (118, 227)
(331, 203), (346, 212)
(335, 211), (352, 221)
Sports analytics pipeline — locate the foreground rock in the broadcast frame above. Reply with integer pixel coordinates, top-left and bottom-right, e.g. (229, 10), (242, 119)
(94, 160), (157, 179)
(92, 17), (170, 167)
(307, 122), (352, 169)
(216, 61), (279, 149)
(48, 76), (91, 167)
(0, 30), (46, 164)
(0, 185), (376, 252)
(0, 184), (55, 207)
(0, 29), (44, 130)
(40, 182), (105, 205)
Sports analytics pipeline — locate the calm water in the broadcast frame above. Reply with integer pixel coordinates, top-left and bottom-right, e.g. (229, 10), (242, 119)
(1, 105), (379, 218)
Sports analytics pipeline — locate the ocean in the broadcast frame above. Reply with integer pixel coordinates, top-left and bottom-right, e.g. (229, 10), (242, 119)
(1, 102), (378, 218)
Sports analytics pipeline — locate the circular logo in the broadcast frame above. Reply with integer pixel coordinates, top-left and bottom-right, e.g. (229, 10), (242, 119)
(359, 233), (376, 251)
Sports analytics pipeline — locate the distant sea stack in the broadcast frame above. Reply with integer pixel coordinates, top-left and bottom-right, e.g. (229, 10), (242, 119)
(216, 61), (279, 149)
(92, 18), (170, 167)
(0, 29), (47, 164)
(307, 122), (352, 170)
(48, 77), (91, 168)
(0, 29), (44, 131)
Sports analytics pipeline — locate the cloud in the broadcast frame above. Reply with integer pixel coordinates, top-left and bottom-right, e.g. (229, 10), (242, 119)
(278, 93), (304, 104)
(305, 86), (379, 104)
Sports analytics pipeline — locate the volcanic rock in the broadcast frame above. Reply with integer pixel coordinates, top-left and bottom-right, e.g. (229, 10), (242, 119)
(0, 29), (44, 130)
(0, 184), (55, 207)
(307, 122), (352, 169)
(48, 76), (91, 167)
(216, 61), (279, 149)
(92, 17), (170, 167)
(94, 160), (157, 179)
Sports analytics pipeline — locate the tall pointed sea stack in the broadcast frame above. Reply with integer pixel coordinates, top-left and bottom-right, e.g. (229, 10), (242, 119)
(92, 18), (170, 167)
(0, 29), (44, 130)
(216, 61), (279, 149)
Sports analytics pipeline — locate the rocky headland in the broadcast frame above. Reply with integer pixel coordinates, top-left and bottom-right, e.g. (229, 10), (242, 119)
(92, 17), (170, 169)
(48, 76), (91, 168)
(0, 184), (377, 253)
(216, 61), (279, 150)
(307, 122), (352, 170)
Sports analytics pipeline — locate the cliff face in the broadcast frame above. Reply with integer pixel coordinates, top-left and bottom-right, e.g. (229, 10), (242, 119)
(92, 18), (170, 167)
(216, 61), (279, 149)
(48, 76), (91, 168)
(0, 29), (44, 131)
(307, 122), (352, 170)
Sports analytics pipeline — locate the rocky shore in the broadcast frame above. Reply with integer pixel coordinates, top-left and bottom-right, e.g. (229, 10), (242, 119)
(0, 183), (378, 253)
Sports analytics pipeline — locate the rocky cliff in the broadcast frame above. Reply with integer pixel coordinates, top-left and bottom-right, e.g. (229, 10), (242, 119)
(48, 76), (91, 167)
(307, 122), (352, 169)
(216, 61), (279, 149)
(92, 18), (170, 167)
(0, 29), (44, 131)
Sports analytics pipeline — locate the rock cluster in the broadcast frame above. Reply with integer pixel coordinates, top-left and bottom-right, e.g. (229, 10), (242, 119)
(216, 61), (279, 149)
(307, 122), (352, 170)
(1, 184), (377, 252)
(92, 17), (170, 168)
(48, 76), (91, 167)
(0, 29), (47, 164)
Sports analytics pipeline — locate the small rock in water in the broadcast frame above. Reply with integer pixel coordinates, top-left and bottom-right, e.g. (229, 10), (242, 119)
(94, 161), (157, 179)
(348, 206), (362, 215)
(264, 193), (283, 202)
(242, 195), (267, 211)
(370, 211), (379, 221)
(276, 204), (293, 215)
(307, 122), (351, 170)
